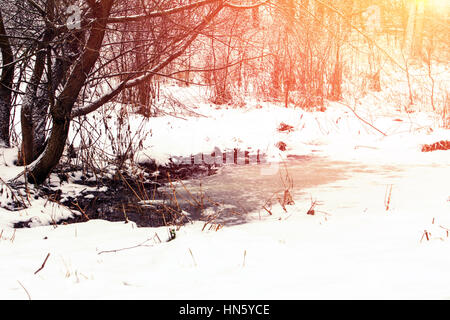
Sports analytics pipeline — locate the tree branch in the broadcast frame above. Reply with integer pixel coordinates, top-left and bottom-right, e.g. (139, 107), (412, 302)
(107, 0), (219, 23)
(72, 4), (225, 118)
(106, 0), (270, 23)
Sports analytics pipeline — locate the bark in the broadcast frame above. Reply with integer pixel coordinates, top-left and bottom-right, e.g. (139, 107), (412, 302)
(19, 37), (54, 164)
(26, 56), (73, 160)
(0, 10), (14, 147)
(20, 0), (55, 164)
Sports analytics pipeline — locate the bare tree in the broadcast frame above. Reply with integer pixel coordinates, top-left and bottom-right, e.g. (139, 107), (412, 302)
(3, 0), (446, 186)
(3, 0), (267, 184)
(0, 9), (15, 147)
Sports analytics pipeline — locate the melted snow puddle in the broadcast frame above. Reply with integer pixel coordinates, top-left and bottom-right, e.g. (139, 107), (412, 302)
(162, 155), (443, 225)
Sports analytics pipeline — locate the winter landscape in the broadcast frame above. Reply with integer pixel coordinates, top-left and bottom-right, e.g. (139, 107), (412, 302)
(0, 0), (449, 300)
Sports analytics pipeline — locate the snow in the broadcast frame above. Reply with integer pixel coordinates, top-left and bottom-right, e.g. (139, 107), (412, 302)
(0, 67), (449, 299)
(0, 198), (78, 229)
(1, 163), (449, 299)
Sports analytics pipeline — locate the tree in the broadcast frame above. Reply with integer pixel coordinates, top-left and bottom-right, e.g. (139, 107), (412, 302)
(0, 9), (15, 147)
(2, 0), (268, 184)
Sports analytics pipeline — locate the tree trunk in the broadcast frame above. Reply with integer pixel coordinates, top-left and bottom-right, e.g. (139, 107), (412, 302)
(20, 33), (53, 164)
(28, 0), (114, 184)
(329, 47), (342, 101)
(404, 0), (416, 57)
(19, 0), (81, 165)
(0, 10), (14, 147)
(31, 56), (72, 156)
(413, 0), (425, 58)
(20, 0), (55, 164)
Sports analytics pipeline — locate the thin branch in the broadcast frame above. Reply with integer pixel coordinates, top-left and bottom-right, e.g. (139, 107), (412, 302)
(34, 253), (51, 275)
(72, 4), (224, 118)
(106, 0), (219, 23)
(98, 238), (154, 255)
(106, 0), (270, 23)
(17, 280), (31, 300)
(335, 101), (387, 136)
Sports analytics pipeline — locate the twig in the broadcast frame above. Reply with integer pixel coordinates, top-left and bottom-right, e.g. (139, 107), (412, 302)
(167, 173), (180, 212)
(98, 238), (154, 255)
(17, 280), (31, 300)
(118, 170), (143, 202)
(385, 185), (393, 211)
(188, 248), (197, 267)
(71, 201), (90, 221)
(335, 101), (387, 136)
(153, 233), (162, 243)
(34, 253), (51, 275)
(0, 176), (28, 209)
(420, 230), (430, 243)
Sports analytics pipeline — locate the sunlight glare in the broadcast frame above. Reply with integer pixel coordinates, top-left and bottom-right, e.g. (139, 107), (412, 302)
(427, 0), (450, 10)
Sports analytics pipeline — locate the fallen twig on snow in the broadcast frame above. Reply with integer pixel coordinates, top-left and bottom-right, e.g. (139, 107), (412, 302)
(17, 280), (31, 300)
(335, 101), (387, 136)
(34, 253), (51, 275)
(97, 236), (160, 255)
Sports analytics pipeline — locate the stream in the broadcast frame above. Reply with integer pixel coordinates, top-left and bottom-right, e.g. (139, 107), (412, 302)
(162, 154), (417, 225)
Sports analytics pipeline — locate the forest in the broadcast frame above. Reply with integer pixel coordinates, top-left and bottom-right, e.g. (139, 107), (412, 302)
(0, 0), (449, 300)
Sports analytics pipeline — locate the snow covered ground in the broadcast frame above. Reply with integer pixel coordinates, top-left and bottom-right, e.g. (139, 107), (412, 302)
(0, 69), (449, 299)
(0, 155), (448, 299)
